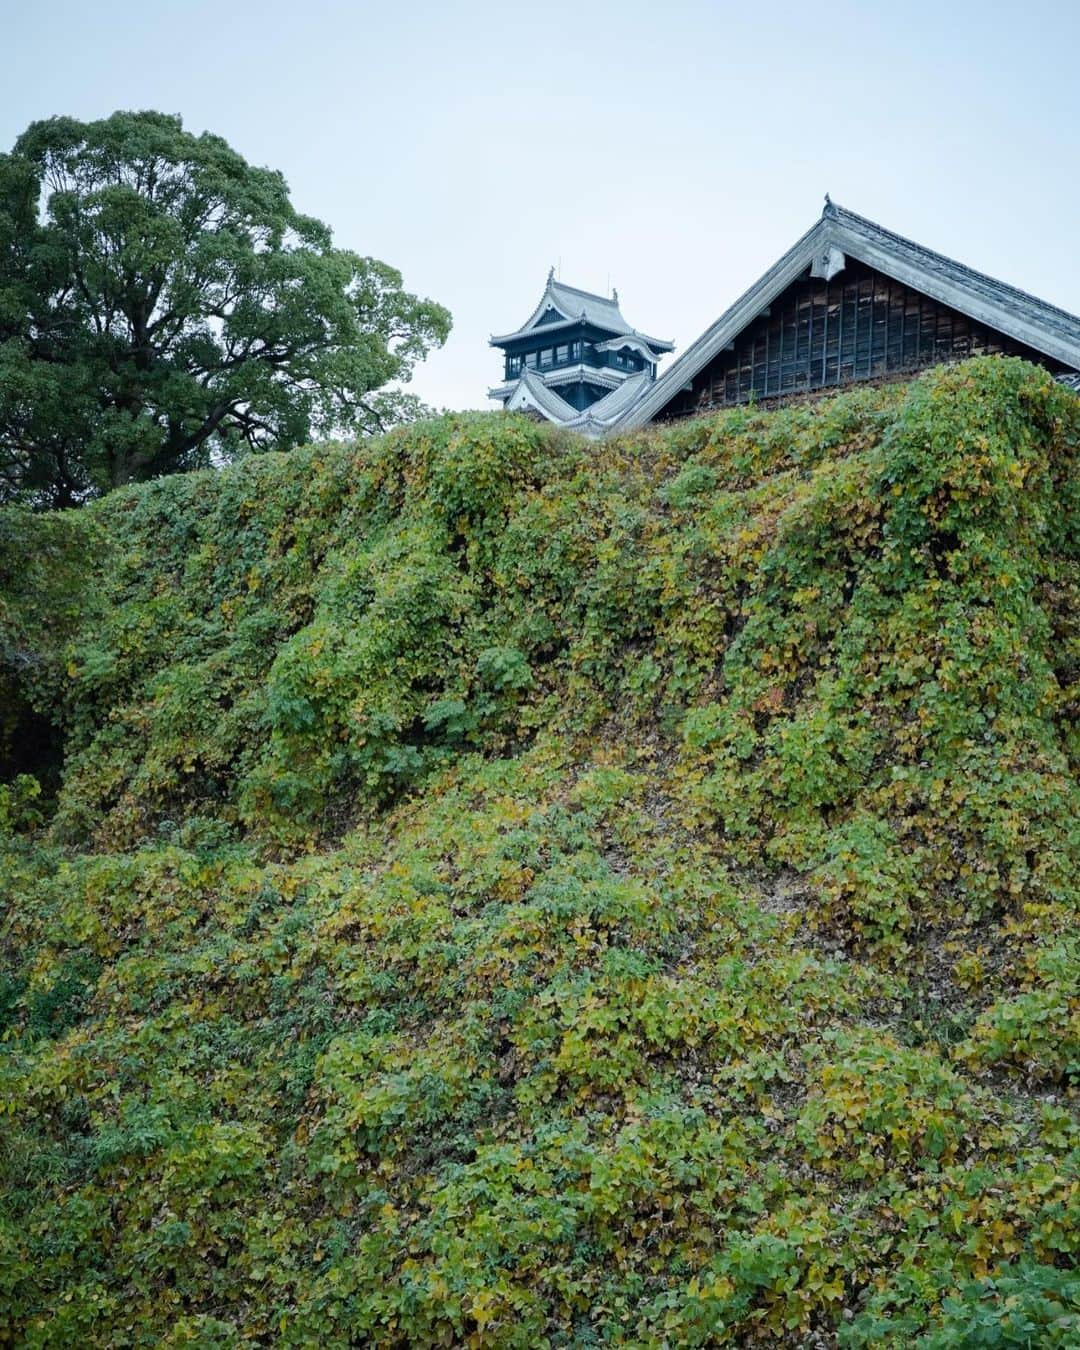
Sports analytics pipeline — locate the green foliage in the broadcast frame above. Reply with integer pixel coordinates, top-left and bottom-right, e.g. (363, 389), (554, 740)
(0, 110), (450, 505)
(844, 1262), (1080, 1348)
(0, 358), (1077, 1343)
(0, 772), (41, 832)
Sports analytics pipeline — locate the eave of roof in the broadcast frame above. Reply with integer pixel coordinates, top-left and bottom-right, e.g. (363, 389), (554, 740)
(490, 315), (597, 345)
(491, 316), (674, 353)
(593, 334), (664, 361)
(544, 364), (623, 393)
(488, 362), (626, 403)
(492, 368), (656, 437)
(616, 200), (1080, 431)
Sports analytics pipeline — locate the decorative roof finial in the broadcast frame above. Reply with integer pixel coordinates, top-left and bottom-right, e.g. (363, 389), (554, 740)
(612, 286), (619, 303)
(547, 265), (555, 284)
(823, 192), (834, 217)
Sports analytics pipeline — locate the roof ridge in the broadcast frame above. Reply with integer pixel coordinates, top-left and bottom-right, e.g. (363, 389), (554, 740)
(549, 278), (620, 305)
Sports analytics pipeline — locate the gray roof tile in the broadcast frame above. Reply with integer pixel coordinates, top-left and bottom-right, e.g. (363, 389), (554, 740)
(491, 276), (673, 352)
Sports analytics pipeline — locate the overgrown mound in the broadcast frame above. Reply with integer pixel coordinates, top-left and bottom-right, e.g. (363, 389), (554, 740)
(1, 359), (1078, 1346)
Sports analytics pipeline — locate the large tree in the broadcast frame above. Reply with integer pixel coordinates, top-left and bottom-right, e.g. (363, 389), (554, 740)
(0, 111), (451, 506)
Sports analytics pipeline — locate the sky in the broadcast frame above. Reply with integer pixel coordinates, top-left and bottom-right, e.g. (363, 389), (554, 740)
(5, 0), (1080, 413)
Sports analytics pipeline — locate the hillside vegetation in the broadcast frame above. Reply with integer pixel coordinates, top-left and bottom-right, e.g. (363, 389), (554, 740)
(1, 357), (1078, 1346)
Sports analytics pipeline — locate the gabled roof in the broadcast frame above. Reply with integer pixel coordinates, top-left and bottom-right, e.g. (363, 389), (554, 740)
(501, 368), (578, 421)
(616, 200), (1080, 430)
(491, 272), (674, 353)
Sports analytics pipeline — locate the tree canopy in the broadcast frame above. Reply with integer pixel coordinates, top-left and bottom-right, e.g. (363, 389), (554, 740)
(0, 110), (451, 506)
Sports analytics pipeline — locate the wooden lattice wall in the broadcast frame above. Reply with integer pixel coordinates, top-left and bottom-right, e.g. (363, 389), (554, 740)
(659, 260), (1064, 418)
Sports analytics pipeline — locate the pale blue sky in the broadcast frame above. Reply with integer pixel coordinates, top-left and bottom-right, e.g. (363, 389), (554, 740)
(6, 1), (1079, 413)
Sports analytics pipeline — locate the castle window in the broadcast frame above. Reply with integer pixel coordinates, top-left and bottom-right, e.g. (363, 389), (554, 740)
(556, 344), (569, 363)
(525, 351), (537, 369)
(539, 348), (553, 368)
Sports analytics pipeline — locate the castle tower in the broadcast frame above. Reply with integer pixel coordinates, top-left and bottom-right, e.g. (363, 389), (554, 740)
(489, 271), (673, 434)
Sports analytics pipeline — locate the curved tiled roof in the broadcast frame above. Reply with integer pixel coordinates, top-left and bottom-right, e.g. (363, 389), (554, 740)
(491, 275), (674, 353)
(495, 369), (654, 438)
(575, 369), (654, 425)
(488, 362), (623, 403)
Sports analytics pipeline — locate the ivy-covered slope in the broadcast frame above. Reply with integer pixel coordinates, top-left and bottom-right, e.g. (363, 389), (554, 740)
(1, 358), (1078, 1346)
